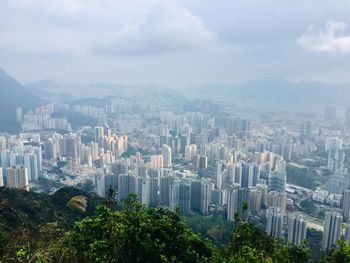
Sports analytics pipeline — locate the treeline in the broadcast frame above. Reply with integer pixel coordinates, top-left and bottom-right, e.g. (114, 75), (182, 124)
(0, 188), (350, 262)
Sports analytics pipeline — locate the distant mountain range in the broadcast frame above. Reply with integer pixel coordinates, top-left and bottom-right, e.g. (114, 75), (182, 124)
(184, 78), (350, 111)
(2, 66), (350, 133)
(0, 69), (44, 132)
(26, 79), (62, 98)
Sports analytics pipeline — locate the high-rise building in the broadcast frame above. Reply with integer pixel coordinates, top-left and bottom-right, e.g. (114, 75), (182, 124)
(140, 176), (151, 205)
(327, 149), (345, 173)
(267, 191), (287, 211)
(185, 144), (197, 162)
(326, 173), (349, 194)
(162, 144), (172, 168)
(148, 169), (160, 207)
(287, 212), (307, 245)
(94, 126), (105, 147)
(160, 174), (174, 206)
(248, 187), (262, 214)
(199, 156), (208, 170)
(324, 106), (336, 123)
(6, 165), (29, 191)
(256, 184), (268, 209)
(179, 180), (191, 214)
(16, 107), (23, 123)
(227, 185), (249, 221)
(269, 171), (286, 193)
(322, 211), (343, 250)
(345, 105), (350, 129)
(241, 163), (254, 188)
(211, 189), (224, 206)
(200, 179), (212, 215)
(0, 136), (6, 151)
(227, 184), (240, 221)
(325, 137), (342, 152)
(300, 121), (312, 139)
(216, 161), (225, 190)
(342, 190), (350, 221)
(266, 207), (284, 239)
(0, 168), (3, 187)
(345, 223), (350, 245)
(150, 155), (163, 169)
(234, 164), (243, 185)
(118, 173), (137, 200)
(24, 153), (39, 181)
(190, 179), (201, 213)
(306, 121), (312, 138)
(169, 181), (180, 212)
(94, 172), (106, 197)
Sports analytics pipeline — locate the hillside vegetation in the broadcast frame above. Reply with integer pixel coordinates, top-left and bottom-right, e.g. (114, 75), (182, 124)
(0, 188), (349, 262)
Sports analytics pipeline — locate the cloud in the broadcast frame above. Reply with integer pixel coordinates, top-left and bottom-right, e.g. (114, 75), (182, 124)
(1, 0), (216, 56)
(297, 20), (350, 54)
(91, 1), (216, 55)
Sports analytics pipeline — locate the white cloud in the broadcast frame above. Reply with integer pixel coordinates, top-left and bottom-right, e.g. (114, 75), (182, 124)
(92, 1), (216, 55)
(297, 20), (350, 54)
(1, 0), (216, 56)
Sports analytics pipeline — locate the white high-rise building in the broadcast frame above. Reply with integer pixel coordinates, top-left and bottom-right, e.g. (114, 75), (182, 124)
(227, 186), (239, 221)
(94, 172), (106, 197)
(227, 184), (249, 221)
(162, 144), (172, 168)
(0, 136), (6, 151)
(6, 165), (29, 191)
(287, 212), (307, 245)
(24, 153), (39, 181)
(150, 155), (163, 169)
(216, 161), (225, 190)
(0, 168), (3, 187)
(185, 144), (197, 162)
(322, 211), (343, 250)
(16, 107), (23, 123)
(342, 189), (350, 221)
(266, 207), (284, 239)
(325, 137), (342, 152)
(200, 179), (212, 215)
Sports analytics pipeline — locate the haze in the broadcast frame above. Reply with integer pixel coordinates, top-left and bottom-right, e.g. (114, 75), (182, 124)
(1, 0), (350, 87)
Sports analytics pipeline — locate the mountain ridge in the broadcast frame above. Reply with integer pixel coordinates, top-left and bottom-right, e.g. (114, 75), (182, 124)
(0, 69), (44, 132)
(184, 78), (350, 109)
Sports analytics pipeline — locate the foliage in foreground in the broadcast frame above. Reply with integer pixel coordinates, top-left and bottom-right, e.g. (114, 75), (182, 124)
(1, 188), (350, 262)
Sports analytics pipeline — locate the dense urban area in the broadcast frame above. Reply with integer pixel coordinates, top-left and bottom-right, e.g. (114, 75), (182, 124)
(1, 69), (350, 262)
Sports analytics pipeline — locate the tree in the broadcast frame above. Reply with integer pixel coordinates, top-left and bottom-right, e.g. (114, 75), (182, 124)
(319, 240), (350, 263)
(242, 201), (249, 221)
(51, 197), (215, 262)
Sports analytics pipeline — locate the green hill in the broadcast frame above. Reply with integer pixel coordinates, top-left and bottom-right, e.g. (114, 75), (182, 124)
(0, 69), (44, 132)
(0, 187), (349, 262)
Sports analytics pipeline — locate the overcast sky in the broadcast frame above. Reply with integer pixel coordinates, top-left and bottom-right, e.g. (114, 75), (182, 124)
(1, 0), (350, 87)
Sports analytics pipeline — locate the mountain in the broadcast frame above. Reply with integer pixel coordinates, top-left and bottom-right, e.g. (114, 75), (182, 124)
(26, 79), (62, 98)
(0, 69), (44, 132)
(185, 78), (350, 111)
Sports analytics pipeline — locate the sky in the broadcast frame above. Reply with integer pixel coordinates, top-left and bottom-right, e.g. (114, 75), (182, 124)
(0, 0), (350, 88)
